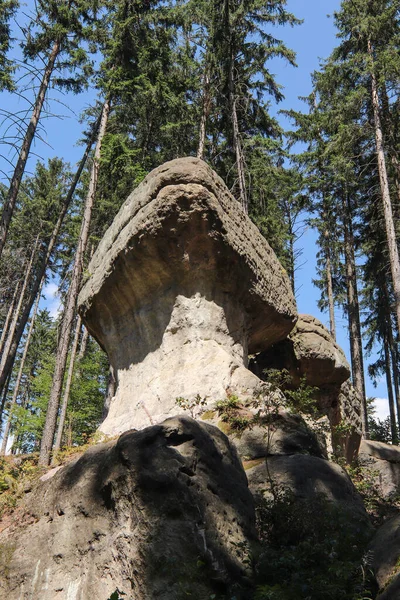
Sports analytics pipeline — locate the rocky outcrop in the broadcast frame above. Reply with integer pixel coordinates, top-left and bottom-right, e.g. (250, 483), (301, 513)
(369, 513), (400, 598)
(359, 439), (400, 499)
(250, 314), (350, 388)
(78, 157), (297, 436)
(250, 314), (362, 461)
(0, 417), (256, 600)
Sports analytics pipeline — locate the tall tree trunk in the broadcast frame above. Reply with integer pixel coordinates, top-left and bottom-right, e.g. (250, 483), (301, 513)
(52, 315), (82, 458)
(78, 325), (89, 360)
(0, 284), (20, 358)
(197, 69), (210, 160)
(0, 371), (12, 422)
(0, 236), (39, 382)
(342, 192), (369, 438)
(326, 247), (336, 340)
(39, 99), (111, 466)
(368, 39), (400, 335)
(0, 278), (43, 455)
(0, 41), (60, 259)
(383, 335), (398, 444)
(0, 121), (100, 396)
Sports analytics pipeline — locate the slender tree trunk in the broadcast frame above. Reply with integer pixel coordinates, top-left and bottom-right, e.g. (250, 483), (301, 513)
(0, 279), (43, 455)
(103, 364), (116, 420)
(39, 99), (111, 466)
(326, 248), (336, 340)
(197, 69), (210, 160)
(383, 335), (398, 444)
(0, 284), (20, 357)
(78, 325), (89, 360)
(52, 315), (82, 459)
(0, 371), (12, 422)
(342, 192), (369, 438)
(368, 39), (400, 335)
(0, 122), (100, 395)
(0, 41), (60, 259)
(0, 236), (39, 382)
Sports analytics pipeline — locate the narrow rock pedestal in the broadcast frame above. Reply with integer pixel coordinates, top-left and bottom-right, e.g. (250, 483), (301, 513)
(78, 158), (297, 435)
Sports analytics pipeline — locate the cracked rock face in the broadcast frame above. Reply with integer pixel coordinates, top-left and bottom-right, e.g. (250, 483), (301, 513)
(0, 417), (256, 600)
(78, 157), (297, 435)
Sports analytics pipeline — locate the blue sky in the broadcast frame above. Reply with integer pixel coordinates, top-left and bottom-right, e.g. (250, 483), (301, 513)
(0, 0), (390, 419)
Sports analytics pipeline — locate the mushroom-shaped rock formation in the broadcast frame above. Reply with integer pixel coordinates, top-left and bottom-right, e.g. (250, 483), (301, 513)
(78, 158), (297, 436)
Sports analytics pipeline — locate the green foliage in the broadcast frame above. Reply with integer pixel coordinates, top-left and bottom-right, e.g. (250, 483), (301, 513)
(0, 0), (18, 91)
(175, 394), (207, 418)
(253, 487), (374, 600)
(263, 369), (320, 419)
(0, 455), (39, 518)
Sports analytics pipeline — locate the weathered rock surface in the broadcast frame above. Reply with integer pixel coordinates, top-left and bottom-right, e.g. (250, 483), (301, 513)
(0, 417), (256, 600)
(369, 513), (400, 597)
(250, 314), (362, 461)
(202, 407), (326, 461)
(359, 439), (400, 499)
(246, 453), (369, 519)
(78, 157), (297, 436)
(250, 314), (350, 388)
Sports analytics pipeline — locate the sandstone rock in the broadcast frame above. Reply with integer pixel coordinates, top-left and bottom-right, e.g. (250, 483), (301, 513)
(0, 417), (256, 600)
(246, 454), (369, 523)
(250, 313), (350, 388)
(369, 513), (400, 594)
(249, 315), (362, 462)
(359, 439), (400, 499)
(78, 157), (297, 436)
(202, 407), (325, 461)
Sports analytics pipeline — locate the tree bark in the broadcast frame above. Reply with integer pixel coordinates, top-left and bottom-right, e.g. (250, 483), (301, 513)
(0, 120), (100, 396)
(326, 247), (336, 340)
(0, 278), (43, 455)
(52, 315), (82, 459)
(383, 335), (398, 444)
(0, 236), (39, 383)
(197, 69), (210, 160)
(368, 39), (400, 335)
(342, 191), (369, 438)
(39, 99), (111, 466)
(0, 284), (20, 358)
(0, 41), (60, 259)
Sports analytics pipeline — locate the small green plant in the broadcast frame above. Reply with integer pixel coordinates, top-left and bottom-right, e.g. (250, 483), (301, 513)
(106, 590), (126, 600)
(175, 394), (208, 417)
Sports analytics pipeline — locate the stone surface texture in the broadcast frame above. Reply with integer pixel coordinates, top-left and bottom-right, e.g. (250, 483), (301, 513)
(359, 439), (400, 499)
(250, 314), (350, 388)
(249, 314), (362, 461)
(78, 157), (297, 436)
(0, 417), (256, 600)
(369, 513), (400, 595)
(202, 406), (326, 462)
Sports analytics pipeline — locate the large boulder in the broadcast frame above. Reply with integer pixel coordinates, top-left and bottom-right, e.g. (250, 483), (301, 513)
(369, 513), (400, 598)
(359, 439), (400, 499)
(78, 157), (297, 436)
(0, 417), (256, 600)
(246, 454), (369, 521)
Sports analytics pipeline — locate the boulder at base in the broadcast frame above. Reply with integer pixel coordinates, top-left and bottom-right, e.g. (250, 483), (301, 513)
(0, 417), (256, 600)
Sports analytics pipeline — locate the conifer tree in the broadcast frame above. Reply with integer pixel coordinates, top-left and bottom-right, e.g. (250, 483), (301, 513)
(0, 0), (97, 259)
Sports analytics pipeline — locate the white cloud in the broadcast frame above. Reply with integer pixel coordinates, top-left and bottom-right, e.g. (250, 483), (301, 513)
(42, 282), (61, 319)
(373, 397), (390, 422)
(43, 282), (59, 299)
